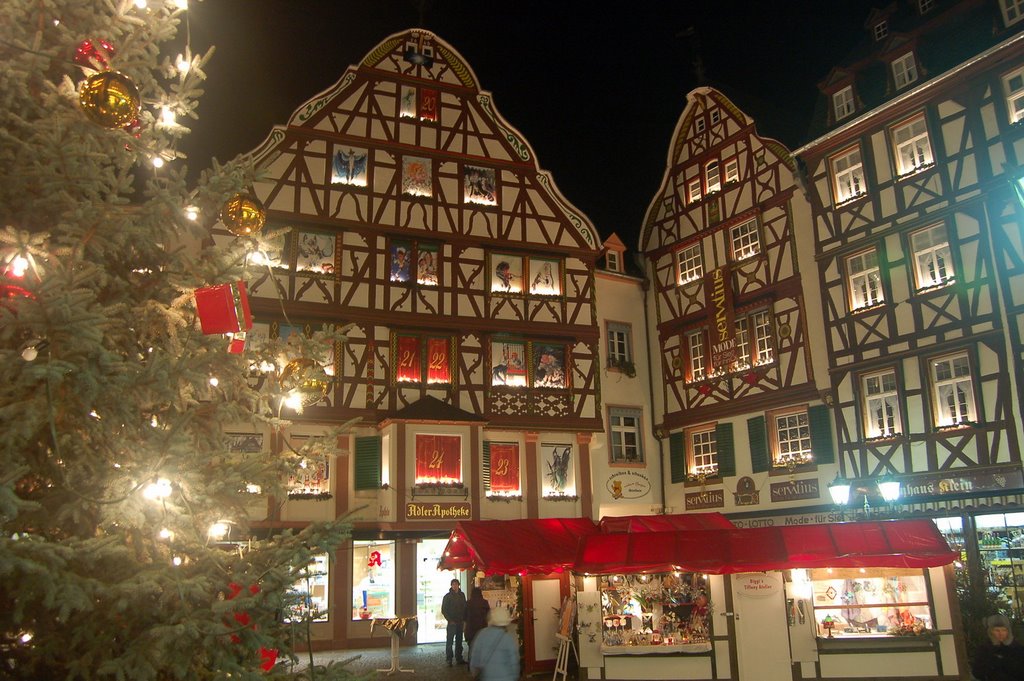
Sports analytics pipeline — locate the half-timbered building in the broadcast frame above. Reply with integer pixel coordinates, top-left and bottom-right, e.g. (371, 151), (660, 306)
(214, 29), (659, 659)
(795, 0), (1024, 626)
(639, 86), (834, 520)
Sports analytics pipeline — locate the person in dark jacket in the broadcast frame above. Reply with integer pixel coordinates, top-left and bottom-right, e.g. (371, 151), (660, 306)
(441, 578), (467, 666)
(972, 614), (1024, 681)
(464, 586), (491, 650)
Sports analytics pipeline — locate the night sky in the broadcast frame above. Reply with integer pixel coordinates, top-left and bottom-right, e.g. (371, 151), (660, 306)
(180, 1), (879, 248)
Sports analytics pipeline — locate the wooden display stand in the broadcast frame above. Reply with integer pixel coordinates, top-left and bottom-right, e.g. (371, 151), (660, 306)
(552, 633), (577, 681)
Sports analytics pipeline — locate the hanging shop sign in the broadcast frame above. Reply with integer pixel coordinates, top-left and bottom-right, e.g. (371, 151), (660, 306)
(405, 502), (471, 520)
(704, 267), (736, 367)
(770, 478), (820, 503)
(900, 467), (1024, 499)
(733, 573), (782, 598)
(733, 476), (760, 506)
(685, 488), (725, 510)
(607, 471), (652, 500)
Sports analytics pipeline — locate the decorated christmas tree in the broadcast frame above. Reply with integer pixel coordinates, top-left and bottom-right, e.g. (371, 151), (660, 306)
(0, 1), (351, 678)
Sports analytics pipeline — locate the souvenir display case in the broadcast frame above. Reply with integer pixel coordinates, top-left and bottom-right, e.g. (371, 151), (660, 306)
(808, 567), (933, 638)
(975, 513), (1024, 619)
(599, 572), (711, 654)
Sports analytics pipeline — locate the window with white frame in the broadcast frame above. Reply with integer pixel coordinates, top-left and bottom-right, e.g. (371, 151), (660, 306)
(724, 158), (739, 183)
(733, 309), (774, 371)
(1003, 67), (1024, 123)
(609, 408), (643, 464)
(931, 353), (977, 426)
(919, 0), (934, 13)
(687, 177), (702, 204)
(833, 86), (855, 120)
(731, 219), (761, 261)
(606, 250), (620, 272)
(695, 117), (706, 133)
(847, 249), (884, 311)
(863, 369), (902, 438)
(892, 115), (934, 175)
(706, 161), (721, 194)
(873, 21), (888, 40)
(676, 243), (704, 285)
(711, 110), (721, 125)
(771, 408), (813, 467)
(1000, 0), (1024, 26)
(687, 330), (707, 382)
(910, 224), (953, 289)
(892, 53), (918, 89)
(607, 322), (632, 368)
(831, 146), (866, 204)
(352, 541), (395, 619)
(688, 426), (718, 476)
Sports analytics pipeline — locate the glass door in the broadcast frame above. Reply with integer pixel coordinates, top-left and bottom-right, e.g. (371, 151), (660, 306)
(975, 513), (1024, 620)
(417, 539), (457, 643)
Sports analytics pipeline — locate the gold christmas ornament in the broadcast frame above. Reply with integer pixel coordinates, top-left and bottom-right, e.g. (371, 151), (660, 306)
(219, 193), (266, 237)
(78, 71), (141, 129)
(280, 358), (329, 407)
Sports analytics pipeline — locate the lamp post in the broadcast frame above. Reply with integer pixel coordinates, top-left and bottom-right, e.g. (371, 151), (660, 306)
(827, 473), (901, 520)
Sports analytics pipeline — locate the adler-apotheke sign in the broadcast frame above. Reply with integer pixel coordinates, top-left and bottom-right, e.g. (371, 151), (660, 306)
(405, 502), (471, 520)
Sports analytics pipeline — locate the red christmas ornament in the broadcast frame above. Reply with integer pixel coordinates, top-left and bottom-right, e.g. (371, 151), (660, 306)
(698, 383), (713, 396)
(194, 281), (252, 335)
(74, 38), (116, 69)
(224, 582), (278, 672)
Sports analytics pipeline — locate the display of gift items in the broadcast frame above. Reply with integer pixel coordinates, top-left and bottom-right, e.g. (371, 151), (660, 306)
(600, 573), (711, 649)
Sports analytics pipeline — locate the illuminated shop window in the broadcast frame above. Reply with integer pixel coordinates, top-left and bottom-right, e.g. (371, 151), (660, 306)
(352, 541), (395, 620)
(286, 554), (330, 623)
(804, 567), (932, 639)
(600, 573), (711, 649)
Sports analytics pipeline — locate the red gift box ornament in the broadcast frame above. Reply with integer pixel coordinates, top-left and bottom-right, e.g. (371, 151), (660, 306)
(195, 281), (252, 335)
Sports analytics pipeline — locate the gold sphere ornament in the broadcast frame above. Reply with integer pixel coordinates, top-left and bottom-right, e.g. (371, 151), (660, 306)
(79, 71), (141, 129)
(219, 193), (266, 237)
(280, 358), (329, 408)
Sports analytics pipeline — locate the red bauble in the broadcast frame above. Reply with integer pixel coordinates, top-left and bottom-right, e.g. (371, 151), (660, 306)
(74, 39), (116, 69)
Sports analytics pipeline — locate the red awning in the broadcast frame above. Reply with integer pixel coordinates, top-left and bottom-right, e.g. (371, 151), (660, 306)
(438, 517), (599, 575)
(599, 512), (734, 533)
(574, 519), (957, 575)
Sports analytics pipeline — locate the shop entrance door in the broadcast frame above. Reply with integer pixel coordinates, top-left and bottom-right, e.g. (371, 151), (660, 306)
(416, 539), (453, 643)
(522, 572), (569, 675)
(730, 572), (792, 681)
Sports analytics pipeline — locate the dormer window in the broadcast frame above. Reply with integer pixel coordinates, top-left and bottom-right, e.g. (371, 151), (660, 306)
(606, 250), (620, 273)
(833, 86), (855, 121)
(1000, 0), (1024, 26)
(918, 0), (934, 13)
(892, 53), (918, 89)
(873, 21), (888, 41)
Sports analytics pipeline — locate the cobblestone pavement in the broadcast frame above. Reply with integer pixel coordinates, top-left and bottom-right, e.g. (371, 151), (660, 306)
(302, 642), (478, 680)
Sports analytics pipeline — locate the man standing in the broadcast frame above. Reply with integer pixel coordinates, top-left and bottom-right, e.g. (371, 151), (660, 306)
(441, 578), (467, 666)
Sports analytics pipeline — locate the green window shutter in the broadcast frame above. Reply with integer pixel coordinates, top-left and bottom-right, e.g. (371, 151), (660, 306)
(482, 441), (491, 492)
(716, 423), (735, 478)
(354, 436), (381, 490)
(669, 432), (686, 483)
(808, 404), (835, 464)
(748, 416), (769, 473)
